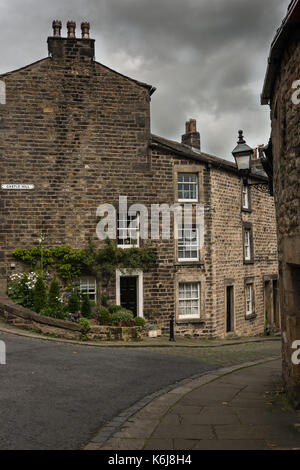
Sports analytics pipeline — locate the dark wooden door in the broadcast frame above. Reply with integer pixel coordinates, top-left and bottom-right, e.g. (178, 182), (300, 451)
(120, 276), (138, 316)
(226, 286), (234, 333)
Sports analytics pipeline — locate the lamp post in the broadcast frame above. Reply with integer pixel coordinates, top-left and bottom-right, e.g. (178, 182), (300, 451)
(232, 130), (273, 195)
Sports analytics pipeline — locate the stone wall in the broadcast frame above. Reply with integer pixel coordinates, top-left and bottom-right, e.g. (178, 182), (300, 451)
(0, 294), (140, 341)
(269, 29), (300, 406)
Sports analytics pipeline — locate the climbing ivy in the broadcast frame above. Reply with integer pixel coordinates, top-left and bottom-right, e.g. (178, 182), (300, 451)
(12, 239), (157, 285)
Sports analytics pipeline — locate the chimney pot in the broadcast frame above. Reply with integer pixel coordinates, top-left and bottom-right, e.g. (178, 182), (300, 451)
(67, 21), (76, 38)
(52, 20), (62, 37)
(81, 22), (90, 39)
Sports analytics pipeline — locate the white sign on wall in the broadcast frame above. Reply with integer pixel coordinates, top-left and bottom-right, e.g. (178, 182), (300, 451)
(1, 184), (35, 190)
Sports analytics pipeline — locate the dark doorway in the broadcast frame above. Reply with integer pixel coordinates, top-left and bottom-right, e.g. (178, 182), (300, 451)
(273, 279), (280, 328)
(226, 286), (234, 333)
(120, 276), (138, 316)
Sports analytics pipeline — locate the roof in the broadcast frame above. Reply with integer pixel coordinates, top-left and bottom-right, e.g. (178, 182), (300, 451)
(150, 134), (268, 180)
(261, 0), (300, 104)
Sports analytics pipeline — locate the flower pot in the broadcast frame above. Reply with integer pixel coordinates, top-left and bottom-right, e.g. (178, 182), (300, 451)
(148, 330), (158, 338)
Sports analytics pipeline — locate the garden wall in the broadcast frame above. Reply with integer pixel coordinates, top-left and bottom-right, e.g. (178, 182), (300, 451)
(0, 294), (140, 341)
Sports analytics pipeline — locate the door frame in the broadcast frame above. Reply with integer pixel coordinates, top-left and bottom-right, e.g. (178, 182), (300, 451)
(116, 269), (144, 318)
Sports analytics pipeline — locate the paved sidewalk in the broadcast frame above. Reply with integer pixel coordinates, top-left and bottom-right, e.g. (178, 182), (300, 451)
(86, 359), (300, 450)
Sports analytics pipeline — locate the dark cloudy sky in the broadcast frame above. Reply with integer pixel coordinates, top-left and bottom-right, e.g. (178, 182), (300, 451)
(0, 0), (290, 160)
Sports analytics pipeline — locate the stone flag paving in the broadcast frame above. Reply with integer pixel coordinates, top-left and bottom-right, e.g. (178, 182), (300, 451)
(87, 359), (300, 450)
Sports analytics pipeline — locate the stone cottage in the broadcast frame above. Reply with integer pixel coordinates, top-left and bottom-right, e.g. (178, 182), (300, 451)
(0, 21), (278, 337)
(261, 0), (300, 405)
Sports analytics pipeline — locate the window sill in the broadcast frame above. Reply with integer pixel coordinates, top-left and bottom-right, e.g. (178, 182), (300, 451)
(245, 313), (257, 320)
(242, 207), (252, 213)
(243, 259), (254, 265)
(175, 261), (204, 267)
(178, 199), (199, 203)
(176, 318), (205, 324)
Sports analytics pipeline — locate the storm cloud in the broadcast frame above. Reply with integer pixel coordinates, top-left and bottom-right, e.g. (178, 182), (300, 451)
(0, 0), (289, 159)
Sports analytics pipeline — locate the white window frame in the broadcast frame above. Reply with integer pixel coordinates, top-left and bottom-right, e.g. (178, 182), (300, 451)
(77, 277), (97, 301)
(245, 283), (253, 316)
(115, 269), (144, 317)
(244, 229), (251, 261)
(117, 213), (140, 249)
(242, 184), (249, 209)
(178, 173), (198, 202)
(178, 282), (200, 320)
(178, 225), (199, 262)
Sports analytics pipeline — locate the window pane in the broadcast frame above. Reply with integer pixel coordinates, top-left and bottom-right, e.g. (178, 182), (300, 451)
(178, 282), (200, 319)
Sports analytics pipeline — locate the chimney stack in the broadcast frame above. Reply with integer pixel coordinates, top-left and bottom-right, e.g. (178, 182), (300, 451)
(81, 22), (90, 39)
(52, 20), (62, 37)
(48, 20), (95, 61)
(182, 119), (201, 150)
(67, 21), (76, 38)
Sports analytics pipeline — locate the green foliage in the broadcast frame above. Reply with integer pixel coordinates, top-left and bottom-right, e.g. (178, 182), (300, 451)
(67, 290), (80, 313)
(98, 307), (111, 325)
(110, 309), (134, 326)
(108, 304), (123, 314)
(12, 240), (157, 285)
(134, 316), (146, 328)
(100, 294), (108, 307)
(39, 305), (66, 320)
(81, 295), (92, 318)
(48, 278), (61, 310)
(33, 276), (47, 313)
(7, 273), (36, 309)
(79, 317), (90, 334)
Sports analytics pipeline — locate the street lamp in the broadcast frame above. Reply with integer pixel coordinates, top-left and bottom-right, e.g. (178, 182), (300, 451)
(232, 130), (273, 195)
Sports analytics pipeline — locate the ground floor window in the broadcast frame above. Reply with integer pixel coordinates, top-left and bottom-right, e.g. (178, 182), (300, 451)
(178, 282), (200, 319)
(76, 277), (97, 301)
(245, 283), (253, 316)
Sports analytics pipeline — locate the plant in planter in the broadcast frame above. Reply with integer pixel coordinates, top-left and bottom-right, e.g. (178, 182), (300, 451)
(110, 310), (134, 327)
(144, 322), (159, 338)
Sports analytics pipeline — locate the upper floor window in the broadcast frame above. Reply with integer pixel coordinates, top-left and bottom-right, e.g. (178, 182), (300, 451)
(0, 80), (5, 104)
(242, 184), (249, 210)
(117, 212), (139, 248)
(77, 277), (96, 301)
(178, 225), (199, 261)
(178, 282), (200, 319)
(245, 283), (253, 316)
(243, 223), (253, 263)
(178, 173), (198, 201)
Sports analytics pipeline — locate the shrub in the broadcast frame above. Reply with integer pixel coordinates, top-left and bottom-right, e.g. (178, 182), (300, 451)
(134, 316), (146, 328)
(67, 290), (80, 313)
(98, 307), (111, 325)
(48, 277), (61, 309)
(79, 317), (90, 334)
(110, 309), (134, 326)
(33, 275), (47, 313)
(7, 273), (36, 309)
(108, 304), (123, 314)
(81, 295), (92, 318)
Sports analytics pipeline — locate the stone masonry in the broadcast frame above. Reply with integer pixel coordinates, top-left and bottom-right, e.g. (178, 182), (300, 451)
(0, 21), (278, 338)
(261, 0), (300, 406)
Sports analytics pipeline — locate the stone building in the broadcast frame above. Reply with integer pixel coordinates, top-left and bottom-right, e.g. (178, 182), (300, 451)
(0, 21), (278, 337)
(261, 0), (300, 405)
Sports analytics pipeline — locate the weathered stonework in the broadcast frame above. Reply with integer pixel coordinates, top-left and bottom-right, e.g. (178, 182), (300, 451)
(0, 24), (278, 339)
(261, 1), (300, 406)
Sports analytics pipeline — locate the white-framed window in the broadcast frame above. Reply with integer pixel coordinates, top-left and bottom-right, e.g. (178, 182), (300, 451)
(178, 225), (199, 261)
(0, 80), (6, 105)
(77, 277), (96, 301)
(178, 282), (200, 319)
(242, 184), (249, 209)
(178, 173), (198, 201)
(245, 283), (253, 316)
(244, 228), (251, 261)
(117, 213), (139, 248)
